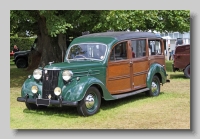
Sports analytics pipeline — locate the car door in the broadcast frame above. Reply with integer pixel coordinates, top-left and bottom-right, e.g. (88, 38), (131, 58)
(131, 39), (149, 90)
(106, 41), (132, 94)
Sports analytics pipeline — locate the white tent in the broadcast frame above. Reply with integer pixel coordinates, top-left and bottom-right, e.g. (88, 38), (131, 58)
(162, 36), (172, 39)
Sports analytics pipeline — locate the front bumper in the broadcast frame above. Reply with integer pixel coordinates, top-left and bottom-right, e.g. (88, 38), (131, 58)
(17, 95), (78, 107)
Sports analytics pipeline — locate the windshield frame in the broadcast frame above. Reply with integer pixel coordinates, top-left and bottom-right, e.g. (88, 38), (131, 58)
(66, 43), (108, 61)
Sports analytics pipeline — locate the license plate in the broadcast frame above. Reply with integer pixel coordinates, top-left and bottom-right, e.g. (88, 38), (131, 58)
(36, 98), (50, 106)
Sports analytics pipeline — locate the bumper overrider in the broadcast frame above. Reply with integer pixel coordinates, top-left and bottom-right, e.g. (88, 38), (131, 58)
(17, 94), (78, 107)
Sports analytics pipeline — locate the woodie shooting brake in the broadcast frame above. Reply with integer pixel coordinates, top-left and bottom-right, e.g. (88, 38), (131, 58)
(17, 31), (170, 116)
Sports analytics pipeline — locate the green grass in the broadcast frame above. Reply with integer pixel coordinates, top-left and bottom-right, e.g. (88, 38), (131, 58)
(10, 60), (190, 129)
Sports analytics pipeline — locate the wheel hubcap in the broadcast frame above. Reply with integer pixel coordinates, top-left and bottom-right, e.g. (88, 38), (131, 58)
(85, 94), (95, 109)
(151, 82), (158, 93)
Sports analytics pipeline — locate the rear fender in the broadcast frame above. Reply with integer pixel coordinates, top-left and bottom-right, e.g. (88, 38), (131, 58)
(146, 63), (167, 89)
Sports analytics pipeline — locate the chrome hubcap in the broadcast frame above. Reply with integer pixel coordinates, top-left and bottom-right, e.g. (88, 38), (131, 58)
(151, 82), (157, 93)
(85, 94), (95, 109)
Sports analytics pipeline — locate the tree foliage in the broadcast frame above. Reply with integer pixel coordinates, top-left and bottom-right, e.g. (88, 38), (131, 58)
(93, 10), (190, 33)
(10, 10), (190, 70)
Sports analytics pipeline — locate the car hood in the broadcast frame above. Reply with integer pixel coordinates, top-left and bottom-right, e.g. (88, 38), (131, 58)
(43, 60), (105, 71)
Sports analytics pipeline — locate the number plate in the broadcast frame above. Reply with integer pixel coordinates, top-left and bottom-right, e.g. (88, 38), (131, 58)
(36, 98), (50, 106)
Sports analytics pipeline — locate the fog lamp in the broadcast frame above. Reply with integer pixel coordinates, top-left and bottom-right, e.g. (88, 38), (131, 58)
(54, 87), (62, 96)
(31, 86), (38, 94)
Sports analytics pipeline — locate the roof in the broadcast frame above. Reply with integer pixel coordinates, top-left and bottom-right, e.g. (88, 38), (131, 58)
(79, 31), (162, 41)
(70, 31), (163, 48)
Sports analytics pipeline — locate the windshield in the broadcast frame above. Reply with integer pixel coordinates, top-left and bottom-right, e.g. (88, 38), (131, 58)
(67, 43), (107, 61)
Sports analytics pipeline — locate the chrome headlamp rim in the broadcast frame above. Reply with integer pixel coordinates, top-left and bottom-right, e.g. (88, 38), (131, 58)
(33, 69), (42, 80)
(62, 70), (73, 81)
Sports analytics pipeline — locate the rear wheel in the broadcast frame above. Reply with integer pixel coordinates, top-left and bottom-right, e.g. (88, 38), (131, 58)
(16, 58), (28, 68)
(77, 87), (101, 116)
(184, 65), (190, 78)
(146, 75), (160, 97)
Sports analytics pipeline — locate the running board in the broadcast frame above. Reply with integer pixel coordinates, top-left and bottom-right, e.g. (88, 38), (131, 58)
(111, 88), (150, 99)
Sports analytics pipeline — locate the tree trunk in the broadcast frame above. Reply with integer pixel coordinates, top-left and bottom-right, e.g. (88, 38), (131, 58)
(58, 33), (67, 62)
(27, 15), (67, 71)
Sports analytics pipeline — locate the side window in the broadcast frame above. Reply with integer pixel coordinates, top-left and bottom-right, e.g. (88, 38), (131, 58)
(131, 39), (146, 58)
(149, 40), (162, 55)
(110, 42), (127, 61)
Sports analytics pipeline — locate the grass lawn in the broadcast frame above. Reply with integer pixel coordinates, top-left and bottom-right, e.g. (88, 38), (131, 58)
(10, 60), (190, 129)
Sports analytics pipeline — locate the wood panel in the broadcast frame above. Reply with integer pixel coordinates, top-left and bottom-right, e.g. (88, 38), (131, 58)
(107, 60), (131, 94)
(132, 57), (149, 90)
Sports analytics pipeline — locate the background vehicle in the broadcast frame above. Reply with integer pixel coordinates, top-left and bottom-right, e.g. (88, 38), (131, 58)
(13, 38), (37, 68)
(13, 49), (32, 68)
(172, 44), (190, 78)
(17, 31), (169, 116)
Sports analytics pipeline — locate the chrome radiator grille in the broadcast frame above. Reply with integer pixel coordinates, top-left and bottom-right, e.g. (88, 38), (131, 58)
(42, 70), (60, 99)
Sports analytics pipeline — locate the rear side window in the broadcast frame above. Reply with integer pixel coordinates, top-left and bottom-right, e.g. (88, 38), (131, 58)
(131, 39), (146, 58)
(148, 40), (162, 55)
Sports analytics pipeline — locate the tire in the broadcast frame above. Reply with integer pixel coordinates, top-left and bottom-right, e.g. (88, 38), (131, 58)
(25, 103), (37, 110)
(146, 75), (160, 97)
(184, 65), (190, 78)
(16, 58), (28, 68)
(25, 103), (47, 110)
(77, 87), (101, 116)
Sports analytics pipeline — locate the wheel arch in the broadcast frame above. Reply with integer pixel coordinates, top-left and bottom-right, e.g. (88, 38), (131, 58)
(15, 54), (28, 62)
(90, 84), (103, 99)
(61, 76), (115, 102)
(146, 63), (167, 89)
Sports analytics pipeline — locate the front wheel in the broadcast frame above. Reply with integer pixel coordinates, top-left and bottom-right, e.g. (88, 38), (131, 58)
(26, 103), (47, 110)
(184, 65), (190, 78)
(26, 103), (37, 110)
(77, 87), (101, 116)
(146, 75), (160, 97)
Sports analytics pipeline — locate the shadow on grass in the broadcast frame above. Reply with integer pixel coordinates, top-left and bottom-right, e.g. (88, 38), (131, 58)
(23, 106), (79, 118)
(101, 91), (165, 111)
(22, 92), (165, 118)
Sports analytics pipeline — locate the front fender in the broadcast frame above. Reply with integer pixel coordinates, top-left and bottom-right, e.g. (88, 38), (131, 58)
(146, 63), (167, 89)
(21, 76), (42, 98)
(61, 76), (114, 102)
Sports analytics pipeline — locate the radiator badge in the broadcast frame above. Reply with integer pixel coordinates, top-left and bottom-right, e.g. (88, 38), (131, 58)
(46, 77), (48, 80)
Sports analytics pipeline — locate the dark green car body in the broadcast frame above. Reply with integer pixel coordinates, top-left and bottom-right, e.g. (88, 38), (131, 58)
(17, 31), (169, 116)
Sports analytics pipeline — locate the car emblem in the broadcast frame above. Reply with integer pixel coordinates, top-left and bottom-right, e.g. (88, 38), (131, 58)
(46, 77), (48, 80)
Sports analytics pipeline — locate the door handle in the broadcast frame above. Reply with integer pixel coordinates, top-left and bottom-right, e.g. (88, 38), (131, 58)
(129, 61), (133, 66)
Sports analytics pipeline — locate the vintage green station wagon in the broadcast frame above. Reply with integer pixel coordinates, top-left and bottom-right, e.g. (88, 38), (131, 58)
(17, 31), (170, 116)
